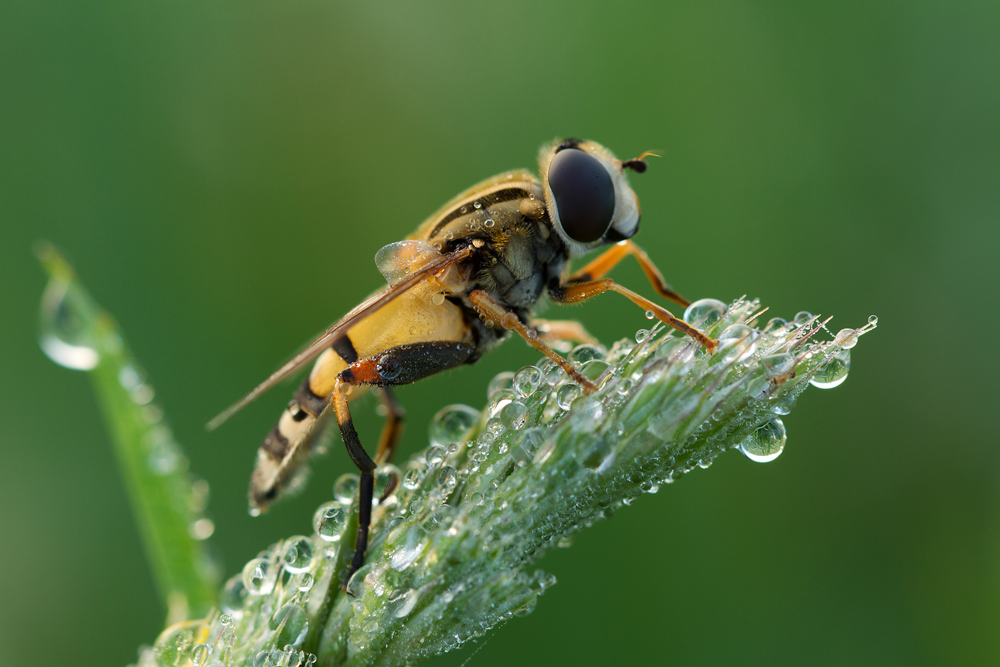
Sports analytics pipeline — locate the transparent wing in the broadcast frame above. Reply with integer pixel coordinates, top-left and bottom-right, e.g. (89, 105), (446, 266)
(207, 245), (473, 431)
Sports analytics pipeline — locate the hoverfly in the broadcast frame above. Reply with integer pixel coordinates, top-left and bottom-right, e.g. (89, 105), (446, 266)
(210, 138), (717, 583)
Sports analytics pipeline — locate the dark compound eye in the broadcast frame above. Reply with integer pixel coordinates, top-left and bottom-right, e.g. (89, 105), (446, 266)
(548, 148), (616, 243)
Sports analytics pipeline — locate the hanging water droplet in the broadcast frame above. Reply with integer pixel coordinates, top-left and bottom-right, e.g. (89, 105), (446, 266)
(333, 474), (359, 503)
(313, 501), (346, 542)
(809, 348), (850, 389)
(645, 309), (656, 320)
(717, 323), (759, 364)
(834, 328), (858, 349)
(868, 315), (878, 326)
(739, 418), (787, 463)
(242, 557), (277, 595)
(38, 279), (100, 370)
(683, 298), (726, 330)
(513, 366), (542, 397)
(429, 404), (479, 447)
(634, 328), (650, 344)
(282, 536), (315, 573)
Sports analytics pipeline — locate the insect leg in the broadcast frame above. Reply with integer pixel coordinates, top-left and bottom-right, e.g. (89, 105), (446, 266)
(337, 341), (474, 584)
(374, 388), (405, 464)
(551, 279), (717, 353)
(468, 290), (598, 392)
(329, 380), (377, 586)
(568, 240), (691, 307)
(529, 319), (600, 346)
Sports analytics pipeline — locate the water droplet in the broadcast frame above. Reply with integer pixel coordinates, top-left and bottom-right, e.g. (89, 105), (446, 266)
(809, 348), (850, 389)
(582, 437), (613, 471)
(189, 518), (215, 540)
(294, 572), (314, 592)
(484, 218), (496, 228)
(569, 344), (604, 363)
(635, 328), (650, 344)
(717, 323), (758, 364)
(645, 309), (656, 320)
(513, 366), (542, 397)
(683, 298), (726, 330)
(761, 352), (795, 378)
(374, 464), (401, 504)
(345, 563), (372, 598)
(429, 404), (480, 447)
(834, 328), (858, 350)
(333, 474), (359, 503)
(793, 311), (814, 326)
(374, 241), (441, 286)
(473, 201), (482, 209)
(431, 293), (446, 306)
(282, 536), (315, 573)
(402, 467), (423, 490)
(570, 398), (605, 433)
(580, 359), (611, 382)
(39, 279), (100, 370)
(868, 315), (878, 326)
(425, 445), (446, 467)
(762, 317), (788, 334)
(376, 353), (402, 381)
(313, 501), (346, 542)
(437, 466), (458, 494)
(220, 575), (247, 614)
(556, 384), (581, 410)
(389, 588), (420, 618)
(488, 371), (514, 397)
(740, 418), (787, 462)
(242, 557), (277, 595)
(192, 644), (212, 667)
(500, 400), (527, 430)
(270, 603), (308, 647)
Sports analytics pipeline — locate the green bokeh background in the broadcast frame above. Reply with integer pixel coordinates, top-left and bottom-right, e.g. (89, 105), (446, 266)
(2, 2), (998, 666)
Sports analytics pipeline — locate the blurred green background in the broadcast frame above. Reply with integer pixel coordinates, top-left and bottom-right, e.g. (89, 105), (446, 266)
(2, 1), (998, 665)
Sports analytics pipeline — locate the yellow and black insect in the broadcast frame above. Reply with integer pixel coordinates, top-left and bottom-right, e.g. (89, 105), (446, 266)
(210, 138), (717, 582)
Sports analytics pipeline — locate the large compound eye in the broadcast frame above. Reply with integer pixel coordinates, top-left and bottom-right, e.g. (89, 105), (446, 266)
(548, 148), (616, 243)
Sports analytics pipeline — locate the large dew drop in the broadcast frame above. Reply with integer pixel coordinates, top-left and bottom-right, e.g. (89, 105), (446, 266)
(374, 240), (441, 286)
(683, 298), (727, 330)
(39, 279), (99, 370)
(281, 536), (315, 574)
(739, 418), (787, 463)
(809, 349), (850, 389)
(242, 557), (277, 595)
(428, 404), (480, 447)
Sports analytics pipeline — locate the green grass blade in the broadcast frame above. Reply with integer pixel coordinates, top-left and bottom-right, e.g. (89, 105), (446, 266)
(36, 242), (219, 622)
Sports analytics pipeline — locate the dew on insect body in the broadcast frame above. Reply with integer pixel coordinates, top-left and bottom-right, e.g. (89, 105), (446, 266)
(683, 298), (726, 330)
(513, 365), (542, 397)
(243, 557), (277, 595)
(718, 323), (758, 364)
(38, 278), (100, 370)
(333, 474), (359, 503)
(739, 418), (787, 463)
(809, 348), (851, 389)
(313, 501), (347, 542)
(282, 536), (315, 574)
(374, 241), (441, 286)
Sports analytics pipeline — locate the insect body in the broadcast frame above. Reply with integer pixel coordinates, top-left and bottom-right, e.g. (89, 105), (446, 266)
(210, 138), (717, 583)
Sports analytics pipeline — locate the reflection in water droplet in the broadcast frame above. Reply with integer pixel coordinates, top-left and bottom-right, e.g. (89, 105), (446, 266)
(739, 418), (787, 462)
(313, 501), (347, 542)
(39, 281), (100, 370)
(487, 371), (514, 397)
(332, 474), (359, 504)
(683, 298), (726, 330)
(762, 317), (788, 334)
(809, 348), (850, 389)
(429, 404), (479, 447)
(718, 323), (758, 364)
(402, 467), (423, 490)
(192, 643), (212, 667)
(269, 603), (308, 647)
(513, 366), (542, 397)
(569, 344), (604, 363)
(243, 557), (277, 595)
(834, 328), (858, 349)
(556, 384), (581, 410)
